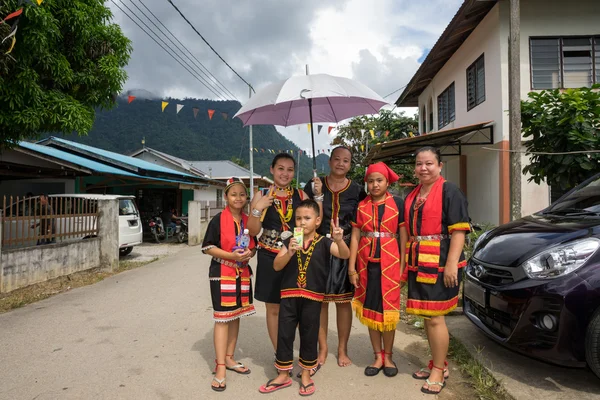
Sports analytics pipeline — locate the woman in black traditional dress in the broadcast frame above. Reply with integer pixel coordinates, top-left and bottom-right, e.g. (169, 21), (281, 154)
(247, 153), (310, 353)
(202, 177), (257, 392)
(402, 146), (470, 395)
(304, 146), (365, 367)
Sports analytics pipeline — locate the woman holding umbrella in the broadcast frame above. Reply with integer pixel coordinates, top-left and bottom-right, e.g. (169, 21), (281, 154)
(304, 146), (365, 368)
(247, 153), (311, 353)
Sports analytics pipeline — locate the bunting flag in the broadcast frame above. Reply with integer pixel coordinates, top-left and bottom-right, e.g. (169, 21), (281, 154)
(261, 149), (265, 152)
(307, 124), (311, 133)
(37, 0), (44, 4)
(128, 95), (136, 104)
(328, 126), (334, 134)
(221, 112), (228, 120)
(385, 130), (390, 138)
(176, 104), (184, 114)
(161, 101), (169, 112)
(2, 8), (23, 22)
(193, 107), (199, 119)
(361, 144), (365, 151)
(409, 131), (415, 137)
(369, 129), (375, 139)
(327, 149), (331, 153)
(317, 125), (323, 134)
(208, 109), (215, 120)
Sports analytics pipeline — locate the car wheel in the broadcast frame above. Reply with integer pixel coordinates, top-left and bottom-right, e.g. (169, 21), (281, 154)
(585, 307), (600, 379)
(119, 246), (133, 257)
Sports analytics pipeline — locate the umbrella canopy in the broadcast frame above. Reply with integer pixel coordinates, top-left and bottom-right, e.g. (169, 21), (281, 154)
(234, 73), (388, 127)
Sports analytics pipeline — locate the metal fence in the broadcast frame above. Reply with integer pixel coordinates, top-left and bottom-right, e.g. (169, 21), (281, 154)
(1, 196), (99, 249)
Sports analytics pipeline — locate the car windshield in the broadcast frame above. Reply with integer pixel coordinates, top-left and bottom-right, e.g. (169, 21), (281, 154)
(119, 199), (138, 216)
(543, 175), (600, 215)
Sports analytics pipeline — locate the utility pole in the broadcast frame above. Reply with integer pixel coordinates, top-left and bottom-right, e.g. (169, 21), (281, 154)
(509, 0), (521, 220)
(296, 150), (301, 189)
(248, 85), (254, 198)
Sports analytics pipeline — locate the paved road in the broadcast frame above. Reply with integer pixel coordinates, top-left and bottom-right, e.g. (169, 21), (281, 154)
(0, 245), (472, 400)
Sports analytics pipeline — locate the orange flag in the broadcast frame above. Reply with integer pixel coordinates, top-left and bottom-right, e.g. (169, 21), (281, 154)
(193, 107), (199, 119)
(3, 8), (23, 22)
(385, 130), (390, 137)
(128, 96), (136, 104)
(208, 109), (215, 120)
(161, 101), (168, 112)
(328, 126), (334, 134)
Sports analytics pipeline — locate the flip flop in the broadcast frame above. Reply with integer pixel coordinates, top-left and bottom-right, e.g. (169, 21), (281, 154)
(420, 378), (446, 395)
(299, 380), (316, 397)
(296, 364), (321, 378)
(211, 376), (226, 392)
(226, 363), (251, 375)
(258, 378), (292, 394)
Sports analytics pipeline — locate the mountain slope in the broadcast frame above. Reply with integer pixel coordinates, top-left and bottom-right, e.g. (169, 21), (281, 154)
(49, 96), (329, 182)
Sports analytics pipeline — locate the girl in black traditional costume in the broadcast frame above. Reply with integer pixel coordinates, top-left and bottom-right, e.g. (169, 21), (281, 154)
(304, 146), (365, 367)
(202, 177), (257, 392)
(247, 153), (312, 353)
(402, 147), (470, 395)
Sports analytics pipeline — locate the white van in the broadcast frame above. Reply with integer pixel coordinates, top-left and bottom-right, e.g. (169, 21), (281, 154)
(1, 194), (143, 256)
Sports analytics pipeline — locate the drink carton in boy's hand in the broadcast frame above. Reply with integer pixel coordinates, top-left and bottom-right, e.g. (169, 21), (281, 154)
(293, 227), (303, 248)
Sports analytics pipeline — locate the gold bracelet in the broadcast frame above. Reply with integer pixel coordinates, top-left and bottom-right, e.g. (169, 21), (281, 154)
(348, 271), (358, 277)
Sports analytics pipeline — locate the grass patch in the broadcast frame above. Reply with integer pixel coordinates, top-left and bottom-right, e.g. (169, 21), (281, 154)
(0, 257), (159, 314)
(448, 335), (514, 400)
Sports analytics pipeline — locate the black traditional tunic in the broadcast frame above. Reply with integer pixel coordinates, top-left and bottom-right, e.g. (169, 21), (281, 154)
(304, 177), (366, 302)
(403, 179), (470, 317)
(275, 235), (332, 371)
(202, 212), (257, 322)
(255, 188), (304, 304)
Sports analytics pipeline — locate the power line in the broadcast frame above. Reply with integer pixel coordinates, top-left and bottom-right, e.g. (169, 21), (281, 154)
(166, 0), (255, 93)
(384, 84), (408, 99)
(111, 0), (229, 100)
(133, 0), (239, 101)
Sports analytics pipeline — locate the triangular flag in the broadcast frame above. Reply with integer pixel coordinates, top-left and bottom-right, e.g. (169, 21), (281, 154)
(317, 125), (323, 134)
(327, 149), (331, 153)
(208, 109), (215, 120)
(328, 126), (334, 134)
(317, 150), (320, 154)
(3, 8), (23, 22)
(5, 35), (15, 54)
(222, 112), (228, 120)
(161, 101), (168, 112)
(193, 107), (199, 119)
(254, 148), (258, 152)
(360, 144), (365, 151)
(176, 104), (184, 114)
(261, 148), (265, 152)
(127, 95), (136, 104)
(385, 130), (390, 137)
(36, 0), (44, 5)
(370, 129), (375, 139)
(409, 131), (414, 137)
(307, 124), (311, 133)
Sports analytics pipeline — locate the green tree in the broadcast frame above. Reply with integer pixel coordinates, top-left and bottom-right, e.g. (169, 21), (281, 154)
(0, 0), (131, 148)
(332, 110), (418, 184)
(521, 85), (600, 191)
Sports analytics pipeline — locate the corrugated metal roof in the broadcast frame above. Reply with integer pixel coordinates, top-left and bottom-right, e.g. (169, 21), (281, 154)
(39, 137), (197, 178)
(190, 160), (252, 178)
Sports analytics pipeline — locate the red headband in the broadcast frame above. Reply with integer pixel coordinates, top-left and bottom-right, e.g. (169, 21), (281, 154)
(364, 162), (399, 184)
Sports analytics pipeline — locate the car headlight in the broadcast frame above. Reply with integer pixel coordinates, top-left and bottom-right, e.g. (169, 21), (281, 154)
(473, 230), (491, 252)
(522, 238), (600, 279)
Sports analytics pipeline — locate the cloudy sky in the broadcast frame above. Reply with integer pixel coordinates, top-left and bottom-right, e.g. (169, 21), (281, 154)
(107, 0), (463, 154)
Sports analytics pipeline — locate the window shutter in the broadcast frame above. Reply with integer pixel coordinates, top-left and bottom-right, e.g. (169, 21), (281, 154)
(531, 38), (561, 89)
(595, 37), (600, 84)
(476, 57), (485, 104)
(467, 66), (476, 109)
(448, 83), (455, 122)
(562, 38), (592, 88)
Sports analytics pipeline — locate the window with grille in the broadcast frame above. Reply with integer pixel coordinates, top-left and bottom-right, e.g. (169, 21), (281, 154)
(437, 83), (455, 129)
(530, 36), (599, 89)
(467, 55), (485, 110)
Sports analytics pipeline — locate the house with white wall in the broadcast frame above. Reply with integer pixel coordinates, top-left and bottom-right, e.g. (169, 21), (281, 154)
(366, 0), (599, 226)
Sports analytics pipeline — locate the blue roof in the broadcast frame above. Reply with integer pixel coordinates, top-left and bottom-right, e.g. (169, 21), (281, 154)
(19, 141), (206, 186)
(39, 137), (197, 178)
(19, 141), (139, 177)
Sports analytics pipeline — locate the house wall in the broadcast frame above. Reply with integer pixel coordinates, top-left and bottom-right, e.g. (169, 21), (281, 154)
(135, 152), (190, 175)
(0, 178), (75, 199)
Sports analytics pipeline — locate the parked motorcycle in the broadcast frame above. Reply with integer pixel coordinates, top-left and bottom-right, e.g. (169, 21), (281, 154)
(148, 213), (179, 243)
(177, 218), (188, 243)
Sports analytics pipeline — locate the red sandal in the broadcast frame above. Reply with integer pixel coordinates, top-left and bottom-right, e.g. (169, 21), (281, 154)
(412, 359), (449, 380)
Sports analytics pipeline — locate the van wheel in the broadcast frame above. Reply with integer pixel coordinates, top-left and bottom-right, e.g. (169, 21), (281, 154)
(119, 246), (133, 257)
(585, 307), (600, 379)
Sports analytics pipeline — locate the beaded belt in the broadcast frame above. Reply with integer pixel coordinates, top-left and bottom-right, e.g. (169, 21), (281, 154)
(409, 234), (450, 242)
(213, 257), (248, 268)
(360, 231), (399, 239)
(259, 228), (284, 250)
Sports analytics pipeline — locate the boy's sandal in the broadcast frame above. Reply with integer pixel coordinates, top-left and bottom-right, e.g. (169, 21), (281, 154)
(420, 378), (446, 395)
(412, 359), (449, 380)
(382, 352), (398, 377)
(299, 380), (316, 397)
(258, 378), (292, 394)
(296, 363), (321, 378)
(211, 376), (226, 392)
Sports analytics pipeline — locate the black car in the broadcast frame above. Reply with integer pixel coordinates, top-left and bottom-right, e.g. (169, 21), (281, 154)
(464, 173), (600, 378)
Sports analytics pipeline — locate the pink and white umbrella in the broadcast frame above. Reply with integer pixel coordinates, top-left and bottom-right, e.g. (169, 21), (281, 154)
(234, 73), (388, 171)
